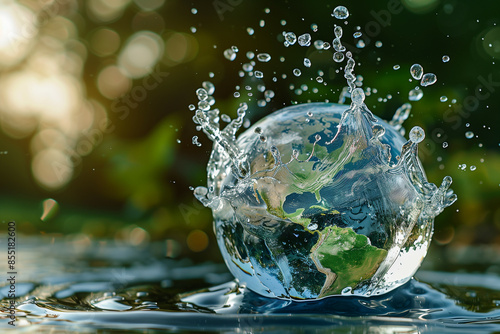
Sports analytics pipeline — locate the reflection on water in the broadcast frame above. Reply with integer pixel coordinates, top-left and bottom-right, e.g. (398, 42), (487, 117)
(1, 237), (499, 333)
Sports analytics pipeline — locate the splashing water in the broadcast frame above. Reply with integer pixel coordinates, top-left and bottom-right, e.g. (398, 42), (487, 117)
(409, 88), (424, 101)
(257, 53), (271, 62)
(332, 6), (349, 20)
(421, 73), (438, 87)
(410, 64), (424, 80)
(298, 33), (311, 47)
(191, 5), (456, 300)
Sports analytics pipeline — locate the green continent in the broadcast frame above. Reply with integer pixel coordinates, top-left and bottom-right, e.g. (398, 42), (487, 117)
(312, 225), (387, 296)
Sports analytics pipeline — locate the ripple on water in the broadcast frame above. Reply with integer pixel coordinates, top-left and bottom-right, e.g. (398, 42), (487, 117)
(1, 237), (500, 333)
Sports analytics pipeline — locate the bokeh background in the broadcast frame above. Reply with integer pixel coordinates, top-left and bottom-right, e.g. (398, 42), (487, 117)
(0, 0), (499, 267)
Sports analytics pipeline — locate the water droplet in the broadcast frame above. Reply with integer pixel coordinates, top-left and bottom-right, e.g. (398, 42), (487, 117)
(190, 27), (197, 33)
(322, 41), (331, 50)
(409, 126), (425, 143)
(458, 163), (467, 171)
(293, 68), (301, 77)
(209, 72), (214, 78)
(192, 136), (202, 147)
(393, 65), (400, 70)
(207, 96), (216, 107)
(198, 100), (210, 111)
(351, 88), (365, 105)
(255, 71), (263, 78)
(221, 114), (231, 123)
(440, 96), (448, 102)
(298, 33), (311, 46)
(247, 27), (254, 35)
(442, 55), (450, 62)
(41, 198), (59, 222)
(375, 41), (383, 48)
(196, 88), (209, 101)
(188, 104), (195, 111)
(233, 92), (240, 98)
(257, 53), (271, 62)
(316, 76), (324, 83)
(242, 63), (253, 72)
(224, 48), (237, 61)
(193, 186), (208, 200)
(264, 90), (275, 99)
(311, 23), (318, 32)
(353, 31), (362, 38)
(191, 8), (197, 14)
(314, 40), (324, 50)
(254, 127), (263, 134)
(333, 6), (349, 19)
(304, 58), (311, 67)
(284, 32), (297, 45)
(356, 40), (365, 48)
(470, 165), (476, 171)
(442, 142), (449, 148)
(260, 20), (265, 27)
(465, 131), (474, 139)
(202, 81), (215, 95)
(421, 73), (437, 87)
(409, 89), (424, 101)
(238, 102), (248, 113)
(333, 52), (344, 63)
(332, 38), (345, 52)
(410, 64), (424, 80)
(334, 25), (343, 39)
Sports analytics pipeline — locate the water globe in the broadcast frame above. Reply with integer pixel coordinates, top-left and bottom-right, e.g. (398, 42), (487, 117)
(192, 9), (456, 300)
(193, 87), (456, 300)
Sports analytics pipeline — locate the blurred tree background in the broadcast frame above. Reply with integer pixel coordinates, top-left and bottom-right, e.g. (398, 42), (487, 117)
(0, 0), (499, 264)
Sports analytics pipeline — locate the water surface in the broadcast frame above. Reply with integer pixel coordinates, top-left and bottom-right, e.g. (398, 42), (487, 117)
(1, 236), (499, 333)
